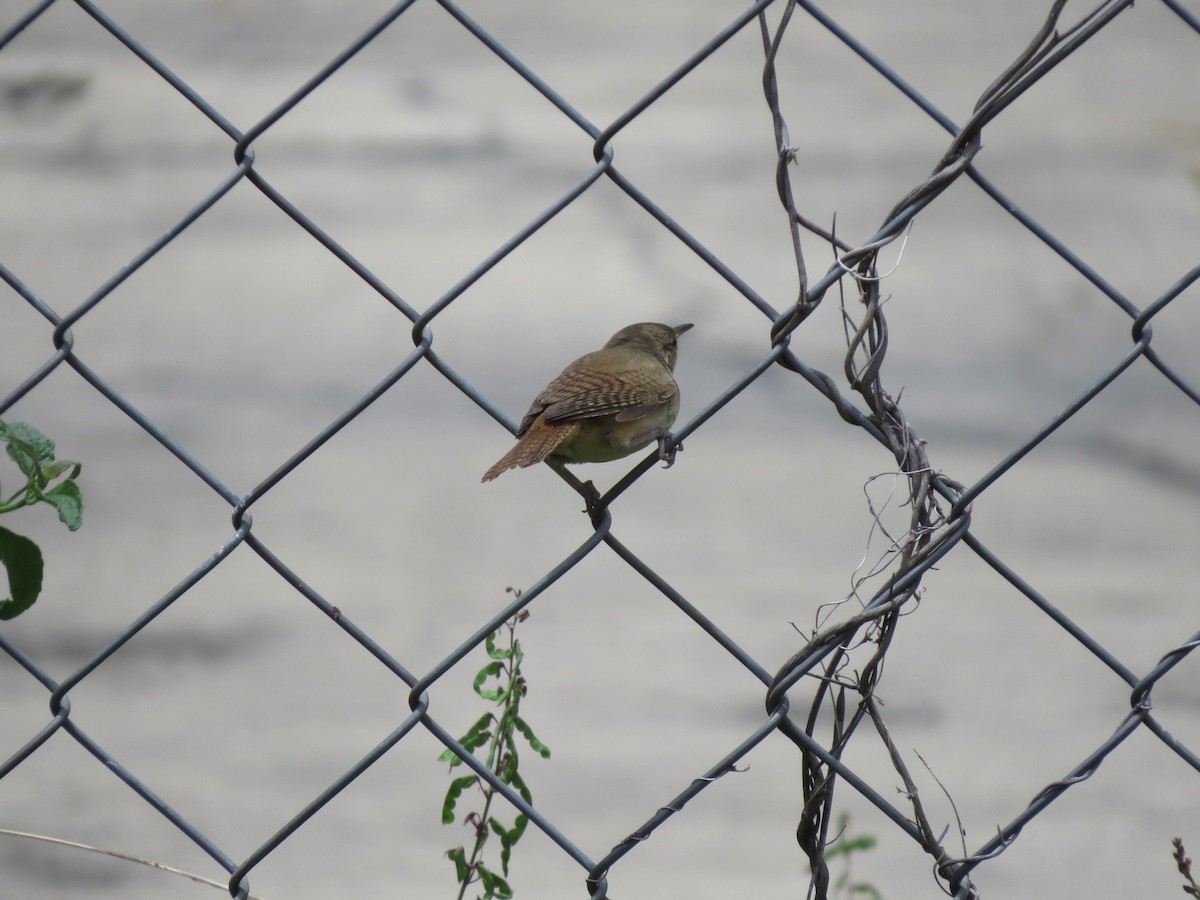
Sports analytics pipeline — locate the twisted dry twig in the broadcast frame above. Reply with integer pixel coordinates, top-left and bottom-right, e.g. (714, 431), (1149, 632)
(756, 2), (1129, 896)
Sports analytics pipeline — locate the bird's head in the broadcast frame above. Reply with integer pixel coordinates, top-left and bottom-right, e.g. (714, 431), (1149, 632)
(605, 321), (693, 370)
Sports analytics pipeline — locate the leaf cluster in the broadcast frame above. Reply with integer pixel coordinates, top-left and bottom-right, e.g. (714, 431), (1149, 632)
(0, 421), (84, 619)
(439, 608), (550, 900)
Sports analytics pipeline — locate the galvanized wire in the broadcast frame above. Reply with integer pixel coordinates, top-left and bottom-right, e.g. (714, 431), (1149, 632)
(1, 1), (1198, 898)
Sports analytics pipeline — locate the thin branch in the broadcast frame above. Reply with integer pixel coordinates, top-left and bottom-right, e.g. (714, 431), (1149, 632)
(0, 828), (267, 899)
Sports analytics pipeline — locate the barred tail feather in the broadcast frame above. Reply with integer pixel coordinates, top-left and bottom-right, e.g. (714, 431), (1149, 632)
(481, 419), (576, 482)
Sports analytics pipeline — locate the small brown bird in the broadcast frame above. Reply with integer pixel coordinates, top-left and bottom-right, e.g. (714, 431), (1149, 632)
(482, 322), (692, 483)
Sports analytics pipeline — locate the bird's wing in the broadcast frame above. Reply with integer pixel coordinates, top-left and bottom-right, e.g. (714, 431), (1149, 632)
(517, 359), (675, 434)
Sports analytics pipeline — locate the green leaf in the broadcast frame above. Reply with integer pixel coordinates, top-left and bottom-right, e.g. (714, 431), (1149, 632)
(490, 813), (529, 875)
(485, 630), (513, 660)
(2, 422), (55, 481)
(491, 819), (513, 874)
(826, 833), (877, 859)
(474, 660), (506, 700)
(459, 712), (495, 748)
(445, 846), (469, 883)
(498, 750), (518, 784)
(514, 716), (551, 757)
(849, 882), (884, 900)
(477, 862), (513, 900)
(38, 460), (79, 482)
(44, 480), (83, 531)
(463, 729), (492, 752)
(844, 834), (876, 852)
(453, 712), (494, 755)
(510, 813), (528, 843)
(0, 526), (44, 619)
(508, 769), (533, 806)
(441, 774), (478, 824)
(438, 748), (463, 766)
(489, 816), (515, 846)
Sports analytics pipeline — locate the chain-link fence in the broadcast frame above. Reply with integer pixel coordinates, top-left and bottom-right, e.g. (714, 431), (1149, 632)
(2, 0), (1199, 898)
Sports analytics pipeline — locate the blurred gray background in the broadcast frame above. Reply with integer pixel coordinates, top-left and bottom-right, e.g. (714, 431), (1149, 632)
(1, 0), (1199, 898)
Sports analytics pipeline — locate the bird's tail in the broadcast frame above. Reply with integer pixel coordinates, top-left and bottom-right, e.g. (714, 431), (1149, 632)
(481, 418), (577, 482)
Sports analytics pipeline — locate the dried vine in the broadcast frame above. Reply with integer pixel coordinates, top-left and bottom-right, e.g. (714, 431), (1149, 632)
(756, 2), (1134, 896)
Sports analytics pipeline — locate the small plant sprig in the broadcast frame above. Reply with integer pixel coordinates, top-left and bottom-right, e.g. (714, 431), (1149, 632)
(0, 420), (84, 620)
(824, 812), (883, 900)
(1174, 837), (1200, 896)
(439, 597), (550, 900)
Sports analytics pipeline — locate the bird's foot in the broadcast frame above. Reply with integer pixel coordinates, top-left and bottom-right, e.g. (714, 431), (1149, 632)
(580, 480), (602, 515)
(657, 433), (682, 469)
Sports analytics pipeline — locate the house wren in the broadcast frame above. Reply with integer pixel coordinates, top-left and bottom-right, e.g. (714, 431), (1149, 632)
(481, 322), (692, 483)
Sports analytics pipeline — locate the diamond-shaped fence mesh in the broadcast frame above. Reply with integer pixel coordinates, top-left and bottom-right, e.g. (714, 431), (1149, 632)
(2, 0), (1199, 898)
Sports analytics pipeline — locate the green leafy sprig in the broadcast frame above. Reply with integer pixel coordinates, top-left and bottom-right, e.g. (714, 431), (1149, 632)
(440, 599), (550, 899)
(0, 420), (84, 619)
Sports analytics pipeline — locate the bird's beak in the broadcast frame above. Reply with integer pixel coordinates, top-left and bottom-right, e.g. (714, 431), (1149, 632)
(674, 323), (694, 336)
